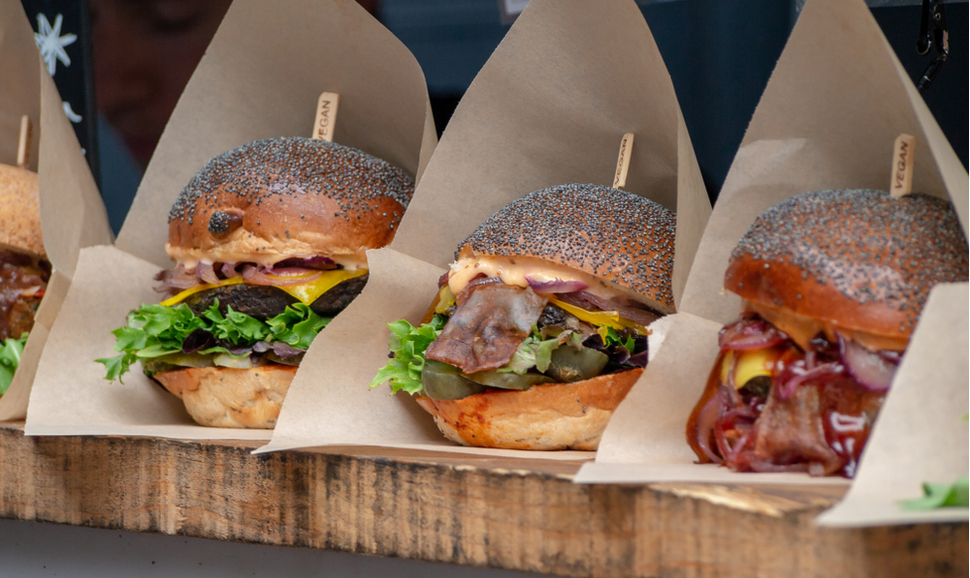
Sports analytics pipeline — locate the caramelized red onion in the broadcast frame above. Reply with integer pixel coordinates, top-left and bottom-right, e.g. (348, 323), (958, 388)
(776, 362), (843, 400)
(838, 335), (897, 391)
(241, 265), (321, 286)
(525, 276), (588, 294)
(718, 316), (788, 351)
(693, 391), (723, 462)
(196, 262), (220, 285)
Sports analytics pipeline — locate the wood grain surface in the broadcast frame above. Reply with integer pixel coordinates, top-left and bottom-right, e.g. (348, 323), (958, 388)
(0, 422), (964, 577)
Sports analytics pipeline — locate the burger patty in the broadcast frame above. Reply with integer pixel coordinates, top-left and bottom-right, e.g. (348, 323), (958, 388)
(182, 274), (368, 320)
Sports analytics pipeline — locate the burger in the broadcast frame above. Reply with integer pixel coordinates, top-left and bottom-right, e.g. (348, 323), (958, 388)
(687, 189), (968, 477)
(0, 162), (49, 395)
(98, 137), (414, 428)
(371, 183), (676, 450)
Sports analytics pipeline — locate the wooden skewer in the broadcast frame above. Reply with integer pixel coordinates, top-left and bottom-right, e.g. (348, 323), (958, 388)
(613, 132), (634, 189)
(17, 115), (32, 169)
(889, 133), (915, 198)
(312, 92), (340, 141)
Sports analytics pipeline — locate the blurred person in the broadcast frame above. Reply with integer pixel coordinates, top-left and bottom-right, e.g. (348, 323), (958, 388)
(91, 0), (234, 169)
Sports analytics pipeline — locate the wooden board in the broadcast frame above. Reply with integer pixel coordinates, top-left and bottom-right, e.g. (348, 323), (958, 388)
(0, 422), (964, 577)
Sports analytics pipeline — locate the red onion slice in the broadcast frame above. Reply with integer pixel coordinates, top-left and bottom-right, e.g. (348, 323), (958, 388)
(243, 265), (321, 286)
(274, 256), (337, 270)
(718, 317), (789, 351)
(196, 262), (220, 285)
(221, 262), (242, 278)
(525, 276), (588, 294)
(154, 263), (198, 293)
(838, 335), (897, 391)
(693, 393), (722, 463)
(776, 362), (843, 400)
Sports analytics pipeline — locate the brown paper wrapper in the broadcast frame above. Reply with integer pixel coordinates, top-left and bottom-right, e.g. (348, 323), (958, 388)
(0, 0), (113, 420)
(579, 0), (969, 522)
(258, 0), (710, 456)
(25, 0), (434, 439)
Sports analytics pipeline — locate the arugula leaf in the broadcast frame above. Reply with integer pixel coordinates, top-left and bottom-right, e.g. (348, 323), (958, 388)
(899, 476), (970, 510)
(0, 333), (28, 395)
(97, 301), (330, 383)
(370, 315), (445, 395)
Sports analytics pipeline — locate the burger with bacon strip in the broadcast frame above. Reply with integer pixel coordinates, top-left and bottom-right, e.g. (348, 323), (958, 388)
(687, 189), (968, 477)
(371, 184), (676, 450)
(98, 137), (414, 428)
(0, 163), (49, 395)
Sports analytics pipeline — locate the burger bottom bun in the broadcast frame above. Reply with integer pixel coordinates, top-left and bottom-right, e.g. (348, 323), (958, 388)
(414, 368), (643, 451)
(153, 365), (296, 429)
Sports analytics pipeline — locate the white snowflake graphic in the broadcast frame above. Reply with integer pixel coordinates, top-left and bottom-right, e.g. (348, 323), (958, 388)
(63, 101), (82, 123)
(35, 13), (77, 76)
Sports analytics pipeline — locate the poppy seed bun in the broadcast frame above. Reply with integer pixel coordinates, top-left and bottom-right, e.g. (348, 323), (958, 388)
(0, 164), (45, 260)
(166, 137), (415, 267)
(455, 184), (676, 313)
(724, 189), (968, 348)
(414, 368), (643, 450)
(153, 365), (296, 429)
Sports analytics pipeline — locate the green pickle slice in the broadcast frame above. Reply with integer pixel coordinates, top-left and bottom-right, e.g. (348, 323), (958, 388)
(545, 345), (608, 382)
(421, 360), (487, 400)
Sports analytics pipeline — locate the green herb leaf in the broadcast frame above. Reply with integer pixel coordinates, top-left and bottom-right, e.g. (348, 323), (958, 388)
(0, 333), (28, 395)
(370, 315), (445, 395)
(97, 300), (330, 382)
(899, 476), (970, 510)
(501, 329), (584, 375)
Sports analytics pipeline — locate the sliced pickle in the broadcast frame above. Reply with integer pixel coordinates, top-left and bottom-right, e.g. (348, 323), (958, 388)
(421, 360), (487, 400)
(142, 353), (216, 375)
(545, 345), (608, 382)
(465, 368), (555, 391)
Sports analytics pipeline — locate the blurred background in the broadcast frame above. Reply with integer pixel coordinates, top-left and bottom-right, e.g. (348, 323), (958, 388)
(19, 0), (970, 235)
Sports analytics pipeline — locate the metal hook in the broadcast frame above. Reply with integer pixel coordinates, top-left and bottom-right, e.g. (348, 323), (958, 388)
(916, 0), (949, 93)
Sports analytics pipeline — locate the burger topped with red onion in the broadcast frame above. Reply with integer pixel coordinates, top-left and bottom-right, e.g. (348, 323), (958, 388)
(371, 183), (676, 450)
(98, 137), (414, 428)
(687, 189), (968, 477)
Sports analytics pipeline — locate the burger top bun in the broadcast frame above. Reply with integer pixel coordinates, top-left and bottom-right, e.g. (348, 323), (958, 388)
(724, 189), (968, 349)
(0, 163), (45, 260)
(166, 137), (415, 268)
(455, 184), (677, 313)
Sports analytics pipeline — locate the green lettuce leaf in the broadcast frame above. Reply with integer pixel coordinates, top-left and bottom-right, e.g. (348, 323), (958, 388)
(899, 476), (970, 510)
(370, 315), (445, 395)
(0, 333), (28, 395)
(96, 301), (329, 383)
(501, 328), (584, 375)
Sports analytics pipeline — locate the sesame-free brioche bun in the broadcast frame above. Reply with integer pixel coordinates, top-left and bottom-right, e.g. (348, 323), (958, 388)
(414, 368), (642, 450)
(166, 137), (415, 267)
(724, 189), (968, 349)
(153, 364), (296, 428)
(0, 163), (45, 260)
(455, 184), (676, 313)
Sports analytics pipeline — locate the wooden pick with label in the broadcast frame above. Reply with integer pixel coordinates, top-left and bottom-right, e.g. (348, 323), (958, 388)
(312, 92), (340, 142)
(889, 133), (915, 198)
(613, 133), (634, 189)
(17, 115), (32, 169)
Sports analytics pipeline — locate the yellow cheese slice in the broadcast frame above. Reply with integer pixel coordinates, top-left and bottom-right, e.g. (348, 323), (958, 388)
(548, 297), (647, 334)
(720, 348), (776, 389)
(160, 268), (368, 308)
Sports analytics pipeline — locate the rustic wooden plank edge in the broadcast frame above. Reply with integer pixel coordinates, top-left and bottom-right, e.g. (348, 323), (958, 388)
(0, 424), (965, 577)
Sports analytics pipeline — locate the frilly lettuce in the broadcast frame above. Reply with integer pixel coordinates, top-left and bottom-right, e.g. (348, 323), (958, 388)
(96, 301), (329, 383)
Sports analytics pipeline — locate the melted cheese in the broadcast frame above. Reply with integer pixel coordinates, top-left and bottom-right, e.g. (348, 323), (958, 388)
(721, 348), (778, 389)
(161, 268), (368, 307)
(743, 300), (908, 352)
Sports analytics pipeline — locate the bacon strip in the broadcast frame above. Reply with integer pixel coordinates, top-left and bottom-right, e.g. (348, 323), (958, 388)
(425, 283), (548, 374)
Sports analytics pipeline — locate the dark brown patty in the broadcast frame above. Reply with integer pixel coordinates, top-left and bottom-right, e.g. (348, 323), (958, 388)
(183, 275), (368, 320)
